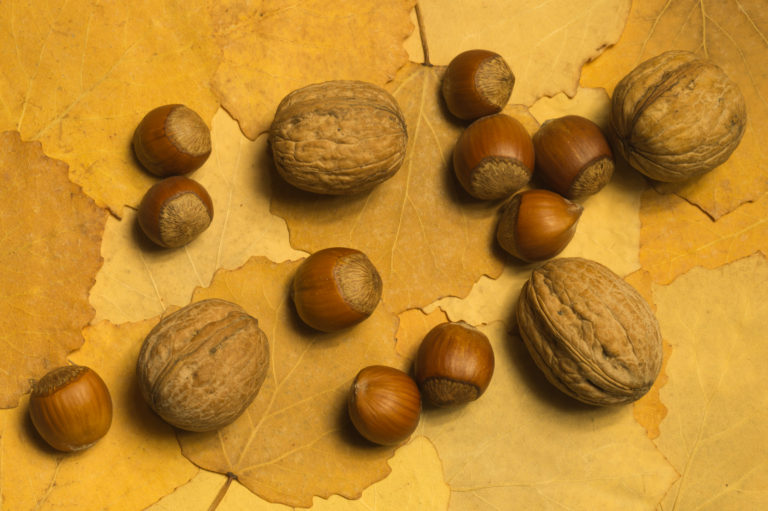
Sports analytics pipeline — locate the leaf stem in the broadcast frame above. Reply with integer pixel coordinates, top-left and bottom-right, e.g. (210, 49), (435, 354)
(414, 3), (432, 66)
(207, 472), (237, 511)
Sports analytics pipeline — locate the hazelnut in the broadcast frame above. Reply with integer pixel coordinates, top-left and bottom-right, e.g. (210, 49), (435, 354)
(29, 365), (113, 452)
(496, 189), (583, 263)
(137, 299), (270, 432)
(269, 80), (407, 195)
(533, 115), (614, 198)
(347, 365), (421, 445)
(442, 49), (515, 120)
(291, 247), (382, 332)
(414, 322), (494, 407)
(138, 175), (214, 248)
(133, 104), (212, 177)
(453, 113), (534, 200)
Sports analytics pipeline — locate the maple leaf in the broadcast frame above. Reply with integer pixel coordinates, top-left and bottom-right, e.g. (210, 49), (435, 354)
(0, 132), (105, 408)
(178, 256), (409, 507)
(89, 110), (305, 325)
(210, 0), (417, 139)
(652, 254), (768, 509)
(0, 0), (220, 216)
(581, 0), (768, 220)
(270, 63), (508, 315)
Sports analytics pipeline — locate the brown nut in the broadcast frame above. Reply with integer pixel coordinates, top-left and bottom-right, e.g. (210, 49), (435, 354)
(291, 247), (382, 332)
(138, 175), (214, 248)
(442, 49), (515, 120)
(133, 104), (212, 177)
(496, 189), (583, 263)
(533, 115), (614, 198)
(269, 80), (407, 195)
(347, 365), (421, 445)
(453, 113), (534, 200)
(414, 322), (495, 406)
(136, 299), (270, 432)
(516, 257), (663, 406)
(29, 365), (112, 452)
(610, 50), (746, 182)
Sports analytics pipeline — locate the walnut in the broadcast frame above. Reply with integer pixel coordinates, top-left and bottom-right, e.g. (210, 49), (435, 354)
(136, 299), (270, 431)
(516, 258), (662, 406)
(610, 50), (746, 182)
(269, 80), (408, 195)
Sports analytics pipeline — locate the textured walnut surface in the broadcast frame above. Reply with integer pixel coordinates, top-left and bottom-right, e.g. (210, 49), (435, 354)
(610, 50), (746, 182)
(269, 80), (408, 195)
(137, 299), (269, 431)
(516, 257), (662, 406)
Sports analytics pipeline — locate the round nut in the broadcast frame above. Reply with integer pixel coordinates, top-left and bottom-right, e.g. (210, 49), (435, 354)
(269, 80), (408, 195)
(610, 50), (746, 182)
(137, 299), (270, 431)
(516, 257), (663, 406)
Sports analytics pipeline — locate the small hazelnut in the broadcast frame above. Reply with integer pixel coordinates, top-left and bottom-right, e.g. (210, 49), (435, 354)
(347, 365), (421, 445)
(29, 365), (113, 452)
(453, 113), (534, 200)
(533, 115), (614, 198)
(133, 104), (212, 177)
(442, 49), (515, 120)
(291, 247), (382, 332)
(496, 189), (583, 263)
(137, 176), (214, 248)
(414, 322), (495, 407)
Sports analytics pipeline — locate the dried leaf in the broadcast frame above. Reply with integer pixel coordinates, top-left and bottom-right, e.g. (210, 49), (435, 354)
(0, 132), (105, 408)
(178, 257), (408, 507)
(89, 109), (305, 324)
(420, 322), (677, 510)
(0, 1), (220, 215)
(404, 0), (631, 106)
(148, 436), (448, 510)
(652, 254), (768, 509)
(210, 0), (416, 139)
(0, 319), (196, 510)
(271, 63), (510, 314)
(639, 188), (768, 285)
(581, 0), (768, 219)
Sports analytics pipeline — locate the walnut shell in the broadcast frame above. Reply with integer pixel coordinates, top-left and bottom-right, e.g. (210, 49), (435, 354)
(136, 299), (270, 431)
(516, 258), (662, 406)
(269, 80), (408, 195)
(610, 50), (746, 182)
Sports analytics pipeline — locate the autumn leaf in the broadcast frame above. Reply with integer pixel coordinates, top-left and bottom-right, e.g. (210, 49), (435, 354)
(271, 63), (510, 315)
(581, 0), (768, 220)
(405, 0), (630, 106)
(0, 319), (197, 510)
(652, 254), (768, 509)
(177, 257), (409, 507)
(210, 0), (416, 139)
(0, 132), (105, 408)
(89, 109), (305, 325)
(416, 321), (677, 510)
(0, 0), (220, 216)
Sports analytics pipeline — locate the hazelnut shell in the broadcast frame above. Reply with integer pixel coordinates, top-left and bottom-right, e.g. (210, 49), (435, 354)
(442, 49), (515, 120)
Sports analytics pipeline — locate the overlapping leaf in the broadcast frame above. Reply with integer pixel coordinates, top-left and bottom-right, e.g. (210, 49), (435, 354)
(0, 132), (105, 408)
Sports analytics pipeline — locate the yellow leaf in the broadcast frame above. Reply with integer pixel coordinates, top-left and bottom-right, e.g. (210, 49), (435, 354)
(177, 257), (409, 507)
(581, 0), (768, 219)
(89, 109), (306, 324)
(0, 319), (196, 510)
(210, 0), (416, 139)
(0, 132), (105, 408)
(652, 254), (768, 509)
(405, 0), (631, 106)
(0, 1), (220, 215)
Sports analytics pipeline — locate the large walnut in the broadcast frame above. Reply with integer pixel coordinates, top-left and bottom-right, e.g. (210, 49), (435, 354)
(269, 80), (408, 195)
(516, 258), (662, 406)
(610, 50), (746, 182)
(137, 299), (269, 431)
